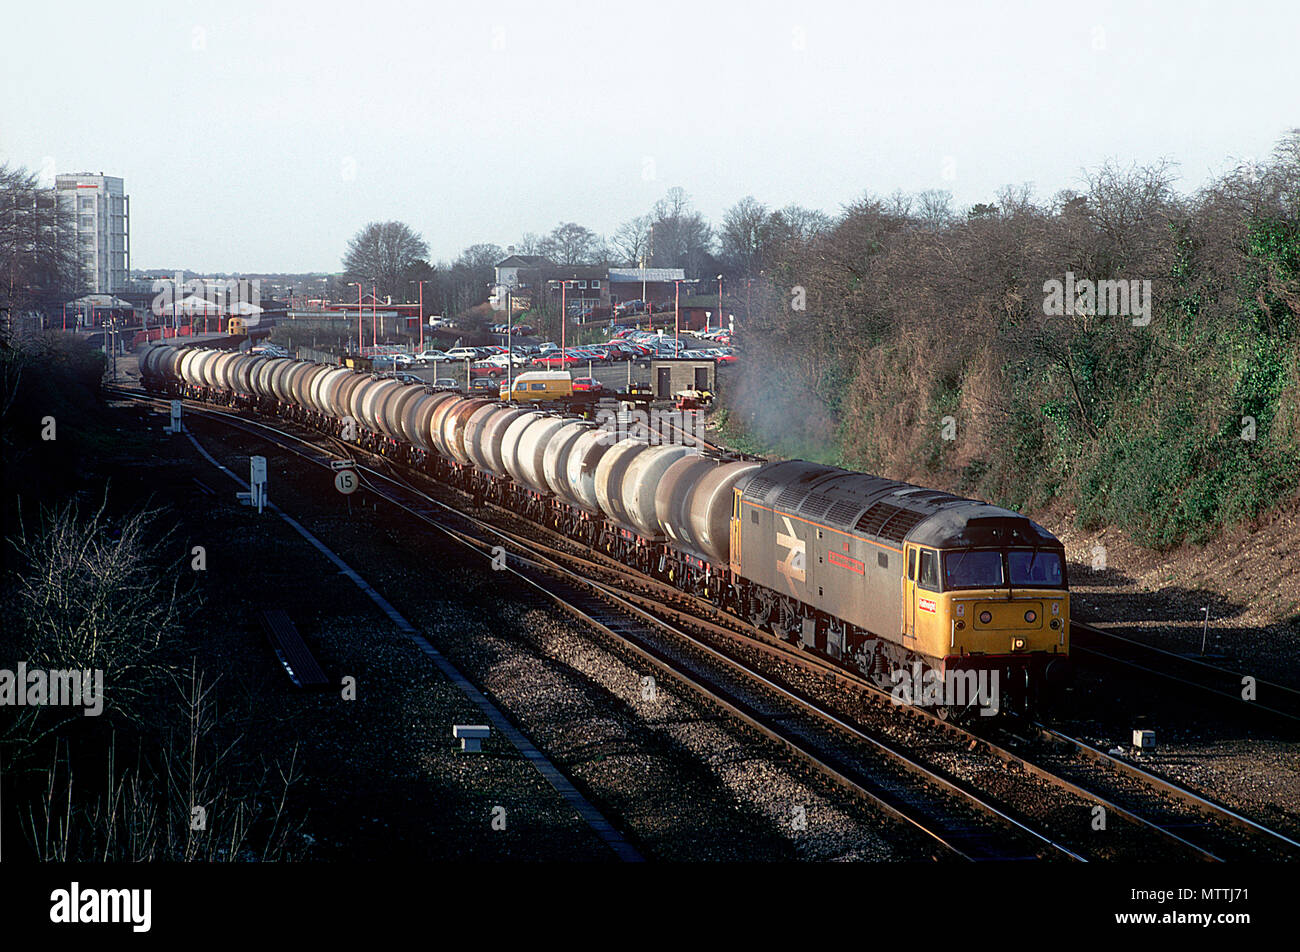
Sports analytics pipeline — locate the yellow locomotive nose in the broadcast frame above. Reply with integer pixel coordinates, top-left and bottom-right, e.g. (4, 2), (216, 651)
(972, 600), (1045, 630)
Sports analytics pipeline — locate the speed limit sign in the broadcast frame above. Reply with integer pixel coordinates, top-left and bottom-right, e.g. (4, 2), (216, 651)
(334, 469), (359, 495)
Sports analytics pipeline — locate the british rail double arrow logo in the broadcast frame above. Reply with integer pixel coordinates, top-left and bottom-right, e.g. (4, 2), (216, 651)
(776, 515), (806, 590)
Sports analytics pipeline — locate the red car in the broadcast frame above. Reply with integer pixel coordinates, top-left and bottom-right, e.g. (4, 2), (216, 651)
(532, 351), (582, 368)
(572, 377), (604, 392)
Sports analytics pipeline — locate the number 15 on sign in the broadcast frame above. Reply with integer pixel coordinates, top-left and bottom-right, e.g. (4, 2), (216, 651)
(334, 469), (358, 495)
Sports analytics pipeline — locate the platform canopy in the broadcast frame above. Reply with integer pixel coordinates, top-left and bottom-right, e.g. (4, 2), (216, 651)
(67, 294), (133, 308)
(163, 295), (264, 315)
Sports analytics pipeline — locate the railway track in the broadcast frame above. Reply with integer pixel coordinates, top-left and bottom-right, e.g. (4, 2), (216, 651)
(1070, 621), (1300, 730)
(110, 387), (1300, 862)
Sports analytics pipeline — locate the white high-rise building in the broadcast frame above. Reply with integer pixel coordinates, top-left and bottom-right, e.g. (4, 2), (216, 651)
(55, 172), (130, 294)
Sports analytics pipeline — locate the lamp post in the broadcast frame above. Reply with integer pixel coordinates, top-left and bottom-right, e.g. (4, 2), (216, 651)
(506, 289), (514, 395)
(674, 280), (680, 354)
(372, 283), (378, 349)
(411, 279), (426, 353)
(715, 274), (723, 335)
(347, 282), (362, 354)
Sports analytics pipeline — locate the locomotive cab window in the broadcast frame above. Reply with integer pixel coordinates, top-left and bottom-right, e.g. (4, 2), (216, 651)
(918, 549), (939, 592)
(1008, 549), (1065, 587)
(944, 550), (1003, 589)
(907, 548), (916, 581)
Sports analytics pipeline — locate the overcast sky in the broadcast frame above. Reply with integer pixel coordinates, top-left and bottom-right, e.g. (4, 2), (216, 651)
(2, 0), (1296, 273)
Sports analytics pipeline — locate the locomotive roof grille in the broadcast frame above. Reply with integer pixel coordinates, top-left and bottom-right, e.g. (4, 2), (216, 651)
(825, 498), (864, 526)
(855, 501), (927, 542)
(774, 485), (807, 511)
(800, 493), (834, 518)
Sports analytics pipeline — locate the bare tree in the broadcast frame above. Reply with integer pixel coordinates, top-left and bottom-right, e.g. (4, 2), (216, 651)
(915, 190), (955, 230)
(0, 163), (85, 318)
(511, 232), (546, 256)
(769, 204), (831, 245)
(611, 215), (653, 266)
(719, 196), (772, 274)
(5, 500), (183, 748)
(341, 221), (429, 301)
(648, 187), (713, 273)
(539, 222), (599, 265)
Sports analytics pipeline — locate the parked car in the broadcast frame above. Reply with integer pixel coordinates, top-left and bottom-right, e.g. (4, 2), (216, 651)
(571, 377), (604, 392)
(469, 377), (499, 392)
(532, 351), (582, 368)
(414, 349), (449, 363)
(433, 377), (460, 389)
(378, 371), (424, 384)
(602, 343), (636, 360)
(445, 347), (479, 360)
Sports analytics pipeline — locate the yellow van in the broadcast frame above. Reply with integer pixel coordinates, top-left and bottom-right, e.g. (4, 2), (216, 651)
(501, 370), (574, 403)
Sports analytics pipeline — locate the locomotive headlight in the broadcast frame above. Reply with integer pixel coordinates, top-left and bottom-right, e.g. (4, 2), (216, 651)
(1012, 637), (1026, 651)
(955, 619), (965, 630)
(979, 611), (992, 624)
(1050, 618), (1061, 630)
(1024, 610), (1037, 624)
